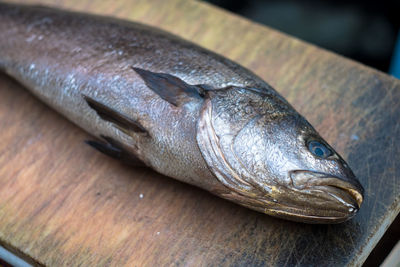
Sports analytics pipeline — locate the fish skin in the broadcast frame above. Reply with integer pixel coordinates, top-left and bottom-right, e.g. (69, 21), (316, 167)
(0, 3), (364, 223)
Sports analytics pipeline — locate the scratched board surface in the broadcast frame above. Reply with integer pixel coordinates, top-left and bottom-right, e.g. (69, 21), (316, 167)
(0, 0), (399, 266)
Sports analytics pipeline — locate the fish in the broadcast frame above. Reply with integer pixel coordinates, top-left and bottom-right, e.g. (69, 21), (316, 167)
(0, 2), (364, 223)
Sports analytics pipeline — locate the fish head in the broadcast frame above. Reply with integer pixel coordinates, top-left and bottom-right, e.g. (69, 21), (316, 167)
(197, 86), (364, 223)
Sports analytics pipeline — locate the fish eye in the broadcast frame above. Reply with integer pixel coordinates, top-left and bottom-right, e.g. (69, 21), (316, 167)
(308, 140), (332, 159)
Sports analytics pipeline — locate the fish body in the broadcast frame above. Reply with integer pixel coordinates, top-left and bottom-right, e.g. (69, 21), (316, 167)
(0, 3), (364, 223)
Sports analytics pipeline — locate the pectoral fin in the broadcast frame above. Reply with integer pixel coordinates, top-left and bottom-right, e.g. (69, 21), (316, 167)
(83, 95), (148, 136)
(132, 67), (206, 106)
(85, 135), (146, 167)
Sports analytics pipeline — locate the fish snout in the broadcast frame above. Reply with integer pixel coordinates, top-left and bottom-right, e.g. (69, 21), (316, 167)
(290, 170), (364, 212)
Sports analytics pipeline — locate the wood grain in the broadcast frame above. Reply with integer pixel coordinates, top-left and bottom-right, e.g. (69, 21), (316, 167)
(0, 0), (399, 266)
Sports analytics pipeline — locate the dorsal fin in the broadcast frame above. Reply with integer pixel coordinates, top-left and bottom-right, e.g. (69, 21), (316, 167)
(85, 135), (146, 167)
(83, 95), (149, 136)
(132, 67), (206, 106)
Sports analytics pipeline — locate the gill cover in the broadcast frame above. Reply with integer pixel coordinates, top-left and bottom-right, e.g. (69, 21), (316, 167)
(196, 87), (294, 209)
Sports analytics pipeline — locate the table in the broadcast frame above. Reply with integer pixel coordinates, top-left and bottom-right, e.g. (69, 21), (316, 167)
(0, 0), (399, 266)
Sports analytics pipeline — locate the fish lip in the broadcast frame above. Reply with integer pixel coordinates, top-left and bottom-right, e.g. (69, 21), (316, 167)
(265, 207), (358, 224)
(262, 187), (361, 224)
(327, 184), (363, 209)
(289, 170), (364, 209)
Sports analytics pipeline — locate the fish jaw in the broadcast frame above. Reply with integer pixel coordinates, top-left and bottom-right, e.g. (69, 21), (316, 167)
(218, 171), (364, 224)
(272, 170), (364, 223)
(243, 171), (364, 224)
(220, 176), (363, 224)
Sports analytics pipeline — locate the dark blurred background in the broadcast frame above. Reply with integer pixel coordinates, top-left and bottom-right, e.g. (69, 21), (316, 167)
(204, 0), (400, 78)
(204, 0), (400, 266)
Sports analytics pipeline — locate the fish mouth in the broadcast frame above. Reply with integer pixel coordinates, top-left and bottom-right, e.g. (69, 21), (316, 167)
(290, 170), (363, 207)
(265, 170), (364, 223)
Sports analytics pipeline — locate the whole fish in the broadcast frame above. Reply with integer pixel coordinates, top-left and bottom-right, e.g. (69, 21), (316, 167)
(0, 3), (364, 223)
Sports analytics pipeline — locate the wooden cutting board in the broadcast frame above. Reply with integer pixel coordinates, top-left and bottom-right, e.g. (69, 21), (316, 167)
(0, 0), (399, 266)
